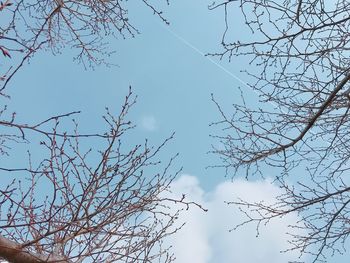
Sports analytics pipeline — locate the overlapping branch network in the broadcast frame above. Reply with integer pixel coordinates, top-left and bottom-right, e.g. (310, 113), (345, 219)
(211, 1), (350, 261)
(0, 88), (198, 263)
(0, 0), (169, 93)
(0, 1), (202, 262)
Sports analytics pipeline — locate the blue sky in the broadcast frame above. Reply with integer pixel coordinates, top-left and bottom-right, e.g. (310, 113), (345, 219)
(3, 1), (349, 262)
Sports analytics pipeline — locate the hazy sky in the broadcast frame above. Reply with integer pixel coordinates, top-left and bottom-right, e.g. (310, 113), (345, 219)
(4, 1), (348, 262)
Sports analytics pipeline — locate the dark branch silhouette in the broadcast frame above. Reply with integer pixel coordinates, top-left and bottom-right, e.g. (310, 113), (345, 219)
(0, 0), (169, 92)
(0, 87), (199, 263)
(211, 1), (350, 262)
(0, 1), (203, 262)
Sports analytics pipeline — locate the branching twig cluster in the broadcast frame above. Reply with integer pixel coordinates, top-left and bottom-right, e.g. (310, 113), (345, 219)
(0, 88), (199, 263)
(0, 1), (202, 262)
(0, 0), (169, 93)
(211, 1), (350, 261)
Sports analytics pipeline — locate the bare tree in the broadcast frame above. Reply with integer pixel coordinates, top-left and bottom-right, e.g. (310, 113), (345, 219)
(0, 87), (198, 263)
(0, 0), (169, 93)
(210, 0), (350, 262)
(0, 1), (201, 262)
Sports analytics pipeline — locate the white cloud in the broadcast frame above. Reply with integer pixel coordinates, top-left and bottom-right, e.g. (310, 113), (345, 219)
(167, 176), (212, 263)
(167, 175), (306, 263)
(140, 115), (158, 131)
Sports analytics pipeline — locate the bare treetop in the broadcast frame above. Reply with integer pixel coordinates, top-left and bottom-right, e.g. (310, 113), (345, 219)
(0, 88), (201, 263)
(211, 0), (350, 262)
(0, 0), (205, 261)
(0, 0), (169, 92)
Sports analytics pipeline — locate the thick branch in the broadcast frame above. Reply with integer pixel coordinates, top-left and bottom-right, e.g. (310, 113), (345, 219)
(250, 72), (350, 163)
(0, 235), (70, 263)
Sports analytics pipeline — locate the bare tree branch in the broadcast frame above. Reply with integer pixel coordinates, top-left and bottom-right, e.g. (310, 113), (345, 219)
(0, 0), (170, 93)
(0, 88), (201, 263)
(211, 0), (350, 261)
